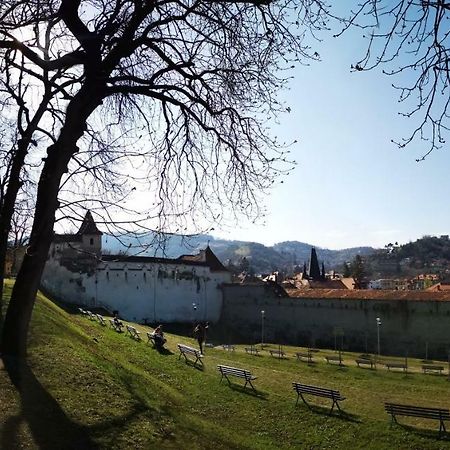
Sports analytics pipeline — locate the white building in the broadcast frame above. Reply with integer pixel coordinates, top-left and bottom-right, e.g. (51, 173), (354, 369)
(41, 212), (231, 323)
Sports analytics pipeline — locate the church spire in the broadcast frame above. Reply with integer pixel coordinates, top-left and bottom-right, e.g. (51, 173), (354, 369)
(308, 247), (321, 280)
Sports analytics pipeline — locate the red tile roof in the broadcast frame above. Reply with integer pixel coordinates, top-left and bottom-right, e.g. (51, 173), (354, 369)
(285, 288), (450, 301)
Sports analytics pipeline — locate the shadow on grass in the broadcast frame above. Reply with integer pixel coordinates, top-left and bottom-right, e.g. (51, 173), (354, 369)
(178, 357), (205, 371)
(2, 356), (98, 449)
(155, 346), (174, 356)
(1, 356), (159, 449)
(221, 382), (268, 399)
(294, 402), (361, 423)
(390, 421), (450, 441)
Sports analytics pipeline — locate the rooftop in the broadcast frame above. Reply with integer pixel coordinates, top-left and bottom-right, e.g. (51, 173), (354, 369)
(285, 288), (450, 302)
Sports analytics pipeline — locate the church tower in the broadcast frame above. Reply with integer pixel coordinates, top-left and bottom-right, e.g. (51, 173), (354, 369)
(77, 210), (103, 255)
(308, 247), (321, 281)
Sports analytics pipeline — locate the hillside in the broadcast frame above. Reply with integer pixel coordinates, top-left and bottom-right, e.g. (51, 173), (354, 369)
(367, 235), (450, 278)
(102, 233), (375, 274)
(2, 281), (450, 448)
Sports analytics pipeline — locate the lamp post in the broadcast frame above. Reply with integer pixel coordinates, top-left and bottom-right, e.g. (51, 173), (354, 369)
(192, 302), (197, 326)
(376, 317), (382, 358)
(261, 310), (265, 349)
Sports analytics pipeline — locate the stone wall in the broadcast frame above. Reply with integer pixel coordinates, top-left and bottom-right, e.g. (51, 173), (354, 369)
(42, 257), (230, 323)
(218, 284), (450, 359)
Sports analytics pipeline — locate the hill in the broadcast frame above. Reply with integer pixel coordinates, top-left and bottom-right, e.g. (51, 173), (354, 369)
(1, 281), (450, 448)
(102, 233), (375, 274)
(367, 235), (450, 278)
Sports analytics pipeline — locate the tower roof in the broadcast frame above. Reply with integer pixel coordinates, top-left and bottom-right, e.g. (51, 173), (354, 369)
(308, 247), (321, 281)
(179, 245), (227, 272)
(77, 211), (103, 236)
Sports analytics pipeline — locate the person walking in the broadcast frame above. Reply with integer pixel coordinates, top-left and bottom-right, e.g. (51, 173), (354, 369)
(194, 322), (209, 355)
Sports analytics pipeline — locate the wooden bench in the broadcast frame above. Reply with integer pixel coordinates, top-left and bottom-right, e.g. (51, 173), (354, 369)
(126, 325), (141, 340)
(244, 347), (260, 356)
(385, 362), (407, 372)
(217, 365), (257, 391)
(222, 344), (235, 351)
(292, 382), (346, 415)
(295, 351), (314, 364)
(96, 314), (107, 326)
(109, 318), (123, 332)
(177, 344), (203, 367)
(355, 358), (375, 369)
(269, 349), (286, 359)
(325, 355), (343, 366)
(385, 402), (450, 437)
(422, 364), (444, 374)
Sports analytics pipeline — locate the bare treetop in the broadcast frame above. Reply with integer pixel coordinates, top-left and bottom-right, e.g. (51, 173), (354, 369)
(0, 0), (329, 234)
(336, 0), (450, 159)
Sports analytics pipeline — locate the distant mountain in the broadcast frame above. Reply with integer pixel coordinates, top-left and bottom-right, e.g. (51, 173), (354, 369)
(102, 233), (376, 275)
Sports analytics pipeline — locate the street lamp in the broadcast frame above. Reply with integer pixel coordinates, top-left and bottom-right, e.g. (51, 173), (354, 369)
(192, 302), (197, 325)
(261, 310), (265, 349)
(376, 317), (382, 357)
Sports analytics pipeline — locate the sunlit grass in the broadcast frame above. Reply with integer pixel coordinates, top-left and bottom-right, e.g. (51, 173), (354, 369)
(1, 278), (450, 449)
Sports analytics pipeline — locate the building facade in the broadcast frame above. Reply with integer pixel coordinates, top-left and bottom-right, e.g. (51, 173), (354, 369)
(41, 212), (231, 323)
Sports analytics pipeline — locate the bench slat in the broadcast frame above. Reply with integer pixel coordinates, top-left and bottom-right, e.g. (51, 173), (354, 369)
(292, 382), (345, 413)
(178, 344), (203, 366)
(217, 365), (257, 390)
(385, 403), (450, 418)
(385, 402), (450, 436)
(292, 383), (345, 400)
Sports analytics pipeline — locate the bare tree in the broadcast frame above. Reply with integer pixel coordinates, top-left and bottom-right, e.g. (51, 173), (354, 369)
(0, 0), (330, 358)
(337, 0), (450, 158)
(0, 3), (66, 318)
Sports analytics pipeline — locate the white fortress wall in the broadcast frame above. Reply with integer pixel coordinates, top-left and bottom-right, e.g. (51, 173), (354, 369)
(41, 250), (228, 323)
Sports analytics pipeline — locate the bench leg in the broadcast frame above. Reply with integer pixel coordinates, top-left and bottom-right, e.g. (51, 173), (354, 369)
(194, 356), (203, 367)
(332, 400), (343, 415)
(439, 419), (446, 438)
(299, 393), (310, 409)
(329, 400), (336, 415)
(390, 413), (397, 427)
(245, 379), (256, 392)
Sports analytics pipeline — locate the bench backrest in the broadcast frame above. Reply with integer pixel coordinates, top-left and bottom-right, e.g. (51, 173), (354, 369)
(292, 382), (343, 400)
(218, 365), (252, 380)
(178, 344), (199, 355)
(385, 403), (450, 420)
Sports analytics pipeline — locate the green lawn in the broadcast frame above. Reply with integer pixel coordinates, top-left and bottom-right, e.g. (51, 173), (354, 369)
(1, 279), (450, 449)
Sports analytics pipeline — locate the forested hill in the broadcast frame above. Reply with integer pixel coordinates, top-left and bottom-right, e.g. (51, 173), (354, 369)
(102, 233), (375, 274)
(368, 235), (450, 277)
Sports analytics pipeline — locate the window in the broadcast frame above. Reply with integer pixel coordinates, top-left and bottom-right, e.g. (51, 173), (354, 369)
(90, 238), (94, 246)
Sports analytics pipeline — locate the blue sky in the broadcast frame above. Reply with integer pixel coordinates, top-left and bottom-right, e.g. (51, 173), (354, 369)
(215, 16), (450, 250)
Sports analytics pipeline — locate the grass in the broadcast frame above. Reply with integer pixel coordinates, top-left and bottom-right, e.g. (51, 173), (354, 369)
(2, 279), (450, 449)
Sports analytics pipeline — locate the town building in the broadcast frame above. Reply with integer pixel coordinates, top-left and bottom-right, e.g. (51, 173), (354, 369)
(41, 211), (231, 323)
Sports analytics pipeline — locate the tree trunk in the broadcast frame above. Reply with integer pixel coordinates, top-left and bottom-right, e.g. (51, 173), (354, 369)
(0, 139), (31, 324)
(1, 80), (104, 358)
(0, 95), (52, 324)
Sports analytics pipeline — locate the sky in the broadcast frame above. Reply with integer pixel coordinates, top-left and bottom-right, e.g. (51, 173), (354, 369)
(214, 11), (450, 251)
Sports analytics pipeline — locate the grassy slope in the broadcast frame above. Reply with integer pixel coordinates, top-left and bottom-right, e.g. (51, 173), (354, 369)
(1, 280), (450, 449)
